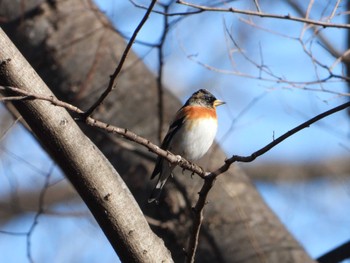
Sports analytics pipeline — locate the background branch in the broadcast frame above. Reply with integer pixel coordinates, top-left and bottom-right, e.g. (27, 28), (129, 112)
(177, 0), (350, 29)
(83, 0), (158, 117)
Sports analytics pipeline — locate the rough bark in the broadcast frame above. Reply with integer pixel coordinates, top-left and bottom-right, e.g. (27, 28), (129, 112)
(0, 0), (315, 262)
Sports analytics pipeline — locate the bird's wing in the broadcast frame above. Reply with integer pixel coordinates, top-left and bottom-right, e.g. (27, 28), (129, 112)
(150, 108), (186, 179)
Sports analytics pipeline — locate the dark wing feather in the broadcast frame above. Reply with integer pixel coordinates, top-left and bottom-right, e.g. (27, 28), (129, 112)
(150, 114), (185, 179)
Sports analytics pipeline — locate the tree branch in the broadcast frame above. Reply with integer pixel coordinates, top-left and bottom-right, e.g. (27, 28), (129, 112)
(177, 0), (350, 29)
(317, 240), (350, 263)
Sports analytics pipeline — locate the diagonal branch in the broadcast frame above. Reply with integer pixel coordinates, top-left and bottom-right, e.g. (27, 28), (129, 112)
(317, 240), (350, 263)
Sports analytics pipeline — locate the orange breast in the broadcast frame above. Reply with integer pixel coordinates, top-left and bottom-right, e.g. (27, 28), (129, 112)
(180, 105), (217, 121)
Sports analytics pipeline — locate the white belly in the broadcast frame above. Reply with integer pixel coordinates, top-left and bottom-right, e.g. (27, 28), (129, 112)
(170, 118), (217, 161)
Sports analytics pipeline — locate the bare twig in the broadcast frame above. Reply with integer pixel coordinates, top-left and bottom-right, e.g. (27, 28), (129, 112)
(286, 0), (342, 59)
(0, 163), (55, 263)
(89, 0), (159, 47)
(305, 0), (314, 19)
(129, 0), (240, 17)
(0, 115), (21, 142)
(184, 22), (350, 95)
(253, 0), (261, 13)
(176, 0), (350, 29)
(328, 0), (342, 21)
(26, 165), (54, 263)
(156, 2), (172, 142)
(83, 0), (158, 118)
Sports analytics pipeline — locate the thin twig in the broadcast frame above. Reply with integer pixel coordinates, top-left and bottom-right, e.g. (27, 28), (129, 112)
(26, 165), (54, 263)
(129, 0), (239, 17)
(253, 0), (261, 13)
(328, 0), (342, 21)
(305, 0), (314, 19)
(286, 0), (342, 59)
(176, 0), (350, 29)
(0, 114), (21, 142)
(83, 0), (158, 118)
(156, 2), (171, 142)
(186, 22), (350, 95)
(89, 0), (159, 47)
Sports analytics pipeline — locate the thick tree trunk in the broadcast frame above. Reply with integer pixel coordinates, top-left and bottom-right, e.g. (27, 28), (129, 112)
(0, 0), (315, 262)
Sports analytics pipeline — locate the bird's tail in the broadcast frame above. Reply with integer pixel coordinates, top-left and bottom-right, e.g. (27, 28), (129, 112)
(148, 165), (172, 204)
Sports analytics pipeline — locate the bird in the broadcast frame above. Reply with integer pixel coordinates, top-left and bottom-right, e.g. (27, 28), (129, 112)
(148, 89), (225, 203)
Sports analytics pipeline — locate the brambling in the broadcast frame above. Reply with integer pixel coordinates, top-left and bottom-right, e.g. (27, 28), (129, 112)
(148, 89), (225, 203)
